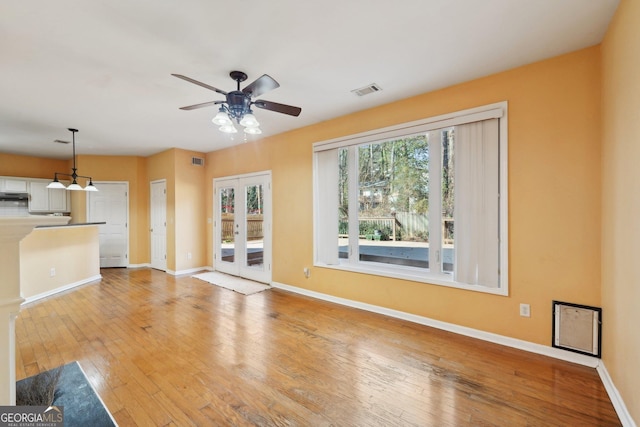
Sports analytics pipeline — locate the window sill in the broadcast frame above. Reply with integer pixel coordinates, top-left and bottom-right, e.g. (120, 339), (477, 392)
(314, 260), (508, 296)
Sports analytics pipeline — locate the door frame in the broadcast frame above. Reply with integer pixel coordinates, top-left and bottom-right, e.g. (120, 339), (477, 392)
(150, 179), (167, 271)
(86, 181), (130, 268)
(213, 170), (272, 284)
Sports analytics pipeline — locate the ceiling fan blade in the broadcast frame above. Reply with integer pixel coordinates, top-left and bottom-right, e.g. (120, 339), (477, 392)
(243, 74), (280, 98)
(179, 101), (221, 111)
(253, 100), (301, 117)
(172, 74), (228, 95)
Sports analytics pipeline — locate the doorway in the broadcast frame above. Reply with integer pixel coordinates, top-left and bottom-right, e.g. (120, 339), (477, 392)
(150, 180), (167, 271)
(87, 182), (129, 268)
(214, 172), (272, 284)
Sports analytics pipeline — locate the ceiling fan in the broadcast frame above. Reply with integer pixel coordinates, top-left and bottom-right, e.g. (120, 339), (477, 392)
(172, 71), (302, 134)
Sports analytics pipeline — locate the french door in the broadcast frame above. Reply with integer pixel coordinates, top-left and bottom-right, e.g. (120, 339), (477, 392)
(214, 172), (271, 284)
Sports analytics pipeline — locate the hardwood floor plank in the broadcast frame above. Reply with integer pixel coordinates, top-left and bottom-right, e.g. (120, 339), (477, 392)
(111, 384), (159, 426)
(110, 408), (136, 427)
(15, 268), (621, 426)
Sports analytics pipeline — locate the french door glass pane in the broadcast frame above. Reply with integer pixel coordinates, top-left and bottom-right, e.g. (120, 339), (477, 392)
(220, 187), (235, 263)
(245, 184), (264, 269)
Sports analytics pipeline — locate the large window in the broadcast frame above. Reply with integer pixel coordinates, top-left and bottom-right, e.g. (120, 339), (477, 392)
(314, 103), (508, 294)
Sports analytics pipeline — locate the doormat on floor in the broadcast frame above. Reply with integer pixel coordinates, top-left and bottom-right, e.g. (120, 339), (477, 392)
(16, 361), (117, 427)
(192, 271), (271, 295)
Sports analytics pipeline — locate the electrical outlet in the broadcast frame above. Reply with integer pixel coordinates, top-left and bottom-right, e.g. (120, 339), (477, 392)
(520, 303), (531, 317)
(50, 267), (56, 277)
(303, 267), (310, 278)
(187, 252), (192, 260)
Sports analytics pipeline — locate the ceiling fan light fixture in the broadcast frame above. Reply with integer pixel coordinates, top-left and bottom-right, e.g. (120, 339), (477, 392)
(173, 71), (301, 138)
(212, 109), (232, 126)
(244, 126), (262, 135)
(219, 124), (238, 134)
(239, 112), (259, 128)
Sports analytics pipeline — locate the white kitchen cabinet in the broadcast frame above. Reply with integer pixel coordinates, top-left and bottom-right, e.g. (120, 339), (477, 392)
(28, 181), (70, 213)
(28, 181), (49, 211)
(0, 178), (28, 192)
(48, 188), (68, 211)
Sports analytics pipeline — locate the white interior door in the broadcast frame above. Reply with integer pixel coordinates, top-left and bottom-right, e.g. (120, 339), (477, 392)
(214, 172), (271, 284)
(150, 180), (167, 271)
(87, 182), (129, 268)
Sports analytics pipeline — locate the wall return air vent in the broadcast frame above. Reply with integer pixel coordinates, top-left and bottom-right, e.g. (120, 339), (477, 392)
(192, 157), (205, 166)
(552, 301), (602, 358)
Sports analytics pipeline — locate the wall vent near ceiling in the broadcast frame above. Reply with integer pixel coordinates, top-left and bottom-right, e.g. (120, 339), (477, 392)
(192, 157), (205, 166)
(351, 83), (382, 97)
(552, 301), (602, 358)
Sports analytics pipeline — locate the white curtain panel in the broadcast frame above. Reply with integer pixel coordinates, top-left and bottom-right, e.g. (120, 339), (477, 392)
(315, 148), (340, 265)
(454, 119), (500, 287)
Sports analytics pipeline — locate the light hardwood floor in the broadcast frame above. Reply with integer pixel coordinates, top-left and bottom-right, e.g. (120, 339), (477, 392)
(16, 268), (620, 426)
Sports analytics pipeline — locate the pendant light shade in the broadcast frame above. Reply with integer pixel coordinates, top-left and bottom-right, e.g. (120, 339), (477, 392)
(66, 182), (83, 191)
(46, 178), (66, 189)
(85, 180), (98, 191)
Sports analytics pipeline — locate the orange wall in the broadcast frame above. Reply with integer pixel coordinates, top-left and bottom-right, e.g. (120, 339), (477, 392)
(0, 153), (69, 179)
(206, 46), (602, 346)
(601, 0), (640, 421)
(174, 149), (207, 271)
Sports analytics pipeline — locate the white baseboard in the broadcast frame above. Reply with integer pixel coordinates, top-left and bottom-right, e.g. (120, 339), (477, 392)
(22, 275), (102, 305)
(597, 363), (637, 427)
(167, 266), (212, 276)
(128, 263), (151, 268)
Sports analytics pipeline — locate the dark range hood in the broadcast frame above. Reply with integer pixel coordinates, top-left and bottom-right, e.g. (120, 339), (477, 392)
(0, 192), (29, 201)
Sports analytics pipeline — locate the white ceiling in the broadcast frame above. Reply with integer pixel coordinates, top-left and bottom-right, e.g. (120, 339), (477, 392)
(0, 0), (619, 159)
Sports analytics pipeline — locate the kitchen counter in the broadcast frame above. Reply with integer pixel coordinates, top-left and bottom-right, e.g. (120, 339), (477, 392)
(20, 224), (101, 302)
(35, 221), (106, 229)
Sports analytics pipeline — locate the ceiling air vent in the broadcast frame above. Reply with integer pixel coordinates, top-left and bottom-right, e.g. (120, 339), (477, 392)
(351, 83), (382, 97)
(192, 157), (205, 166)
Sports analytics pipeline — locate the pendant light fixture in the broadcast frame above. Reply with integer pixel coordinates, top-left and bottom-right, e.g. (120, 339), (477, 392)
(46, 128), (98, 192)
